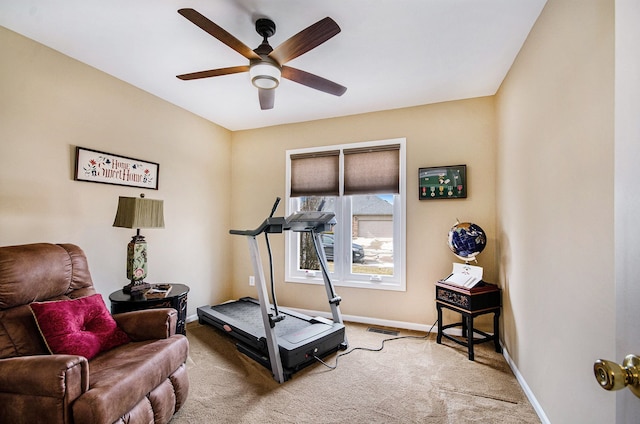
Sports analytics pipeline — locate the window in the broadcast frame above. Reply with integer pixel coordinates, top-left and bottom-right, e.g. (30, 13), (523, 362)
(285, 138), (406, 291)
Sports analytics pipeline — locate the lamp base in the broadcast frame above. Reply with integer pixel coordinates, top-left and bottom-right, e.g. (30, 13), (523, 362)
(126, 233), (148, 282)
(123, 281), (151, 295)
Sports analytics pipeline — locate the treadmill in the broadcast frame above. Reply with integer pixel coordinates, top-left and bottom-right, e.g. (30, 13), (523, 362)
(197, 198), (348, 383)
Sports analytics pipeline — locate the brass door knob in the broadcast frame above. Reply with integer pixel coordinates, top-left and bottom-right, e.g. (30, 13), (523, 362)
(593, 354), (640, 398)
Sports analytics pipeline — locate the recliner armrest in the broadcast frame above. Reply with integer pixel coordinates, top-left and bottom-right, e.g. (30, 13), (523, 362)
(0, 354), (88, 398)
(113, 308), (177, 340)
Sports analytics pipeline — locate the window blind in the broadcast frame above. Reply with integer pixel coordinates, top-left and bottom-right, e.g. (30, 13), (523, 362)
(344, 144), (400, 195)
(290, 150), (340, 197)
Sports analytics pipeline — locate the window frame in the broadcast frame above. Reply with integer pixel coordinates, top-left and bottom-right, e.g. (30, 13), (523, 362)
(285, 138), (406, 291)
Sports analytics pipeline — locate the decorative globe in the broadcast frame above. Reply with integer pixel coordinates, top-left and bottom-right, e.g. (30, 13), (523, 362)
(447, 222), (486, 262)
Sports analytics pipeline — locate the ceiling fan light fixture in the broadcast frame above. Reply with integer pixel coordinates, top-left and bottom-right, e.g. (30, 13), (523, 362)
(250, 61), (281, 89)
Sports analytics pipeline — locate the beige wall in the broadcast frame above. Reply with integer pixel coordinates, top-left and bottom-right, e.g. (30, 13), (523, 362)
(496, 0), (615, 422)
(230, 98), (497, 326)
(0, 27), (234, 316)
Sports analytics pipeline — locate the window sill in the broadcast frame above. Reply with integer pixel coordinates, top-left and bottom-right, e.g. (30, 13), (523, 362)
(285, 276), (406, 292)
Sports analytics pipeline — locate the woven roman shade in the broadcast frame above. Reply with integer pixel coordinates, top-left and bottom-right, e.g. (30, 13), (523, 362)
(290, 150), (340, 197)
(344, 144), (400, 195)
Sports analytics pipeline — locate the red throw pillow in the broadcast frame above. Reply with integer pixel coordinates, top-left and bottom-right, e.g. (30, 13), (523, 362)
(30, 294), (130, 360)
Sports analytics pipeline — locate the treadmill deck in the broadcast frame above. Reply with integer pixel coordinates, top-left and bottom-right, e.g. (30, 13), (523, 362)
(197, 297), (345, 372)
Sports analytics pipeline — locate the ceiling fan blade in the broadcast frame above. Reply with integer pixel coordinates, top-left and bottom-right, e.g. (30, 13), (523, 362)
(269, 17), (340, 65)
(281, 66), (347, 96)
(177, 66), (249, 80)
(178, 8), (260, 60)
(258, 88), (275, 110)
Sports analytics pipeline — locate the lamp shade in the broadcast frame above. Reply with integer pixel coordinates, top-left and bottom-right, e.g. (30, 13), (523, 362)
(113, 196), (164, 229)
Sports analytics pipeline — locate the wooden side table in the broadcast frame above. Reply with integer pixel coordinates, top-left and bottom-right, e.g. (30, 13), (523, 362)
(109, 283), (189, 335)
(435, 280), (501, 360)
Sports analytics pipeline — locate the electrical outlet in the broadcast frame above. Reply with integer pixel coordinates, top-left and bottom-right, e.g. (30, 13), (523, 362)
(249, 276), (255, 286)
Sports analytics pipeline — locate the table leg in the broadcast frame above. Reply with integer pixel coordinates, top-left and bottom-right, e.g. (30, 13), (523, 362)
(461, 313), (468, 338)
(436, 303), (443, 344)
(494, 309), (502, 353)
(466, 313), (474, 361)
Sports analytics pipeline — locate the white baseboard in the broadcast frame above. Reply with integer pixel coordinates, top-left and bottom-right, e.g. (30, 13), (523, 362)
(291, 307), (439, 333)
(501, 343), (550, 424)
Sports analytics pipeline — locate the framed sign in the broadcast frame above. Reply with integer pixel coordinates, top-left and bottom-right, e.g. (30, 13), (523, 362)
(74, 147), (159, 190)
(419, 165), (466, 200)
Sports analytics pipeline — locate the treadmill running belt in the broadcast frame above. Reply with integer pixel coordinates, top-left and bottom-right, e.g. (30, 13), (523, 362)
(211, 299), (313, 339)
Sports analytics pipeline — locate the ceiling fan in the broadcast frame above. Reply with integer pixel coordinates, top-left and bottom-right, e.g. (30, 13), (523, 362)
(176, 8), (347, 110)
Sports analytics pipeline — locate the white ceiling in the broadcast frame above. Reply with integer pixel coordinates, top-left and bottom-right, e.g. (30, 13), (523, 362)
(0, 0), (546, 131)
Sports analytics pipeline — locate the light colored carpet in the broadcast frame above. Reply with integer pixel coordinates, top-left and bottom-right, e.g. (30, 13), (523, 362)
(172, 321), (540, 423)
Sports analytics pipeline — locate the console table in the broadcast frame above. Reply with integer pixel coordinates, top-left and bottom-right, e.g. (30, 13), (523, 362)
(435, 280), (501, 360)
(109, 283), (189, 335)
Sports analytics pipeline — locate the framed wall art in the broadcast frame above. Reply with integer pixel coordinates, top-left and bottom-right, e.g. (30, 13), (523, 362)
(418, 165), (466, 200)
(74, 147), (159, 190)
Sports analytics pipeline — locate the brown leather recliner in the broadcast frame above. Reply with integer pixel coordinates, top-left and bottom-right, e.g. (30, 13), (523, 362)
(0, 243), (189, 424)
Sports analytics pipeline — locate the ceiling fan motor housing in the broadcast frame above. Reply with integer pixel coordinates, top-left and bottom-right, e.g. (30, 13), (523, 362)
(251, 18), (280, 89)
(255, 18), (276, 39)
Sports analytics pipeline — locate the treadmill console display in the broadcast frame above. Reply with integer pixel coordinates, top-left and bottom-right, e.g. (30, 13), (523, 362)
(286, 211), (336, 233)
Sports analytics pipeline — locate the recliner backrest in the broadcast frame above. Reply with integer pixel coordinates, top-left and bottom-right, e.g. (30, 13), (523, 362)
(0, 243), (96, 358)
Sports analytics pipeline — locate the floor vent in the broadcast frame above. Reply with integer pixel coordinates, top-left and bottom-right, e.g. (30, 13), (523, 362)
(367, 327), (399, 336)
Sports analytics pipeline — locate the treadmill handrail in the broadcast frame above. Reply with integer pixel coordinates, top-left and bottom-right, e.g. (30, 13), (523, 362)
(229, 217), (287, 236)
(229, 211), (336, 237)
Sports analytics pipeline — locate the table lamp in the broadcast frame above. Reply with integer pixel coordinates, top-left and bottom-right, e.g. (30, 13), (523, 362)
(113, 194), (164, 294)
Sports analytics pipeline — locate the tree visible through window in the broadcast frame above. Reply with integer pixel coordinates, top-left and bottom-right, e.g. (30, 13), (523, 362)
(298, 196), (325, 271)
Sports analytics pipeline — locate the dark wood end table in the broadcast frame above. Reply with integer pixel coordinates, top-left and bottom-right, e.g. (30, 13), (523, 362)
(435, 281), (501, 360)
(109, 283), (189, 335)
